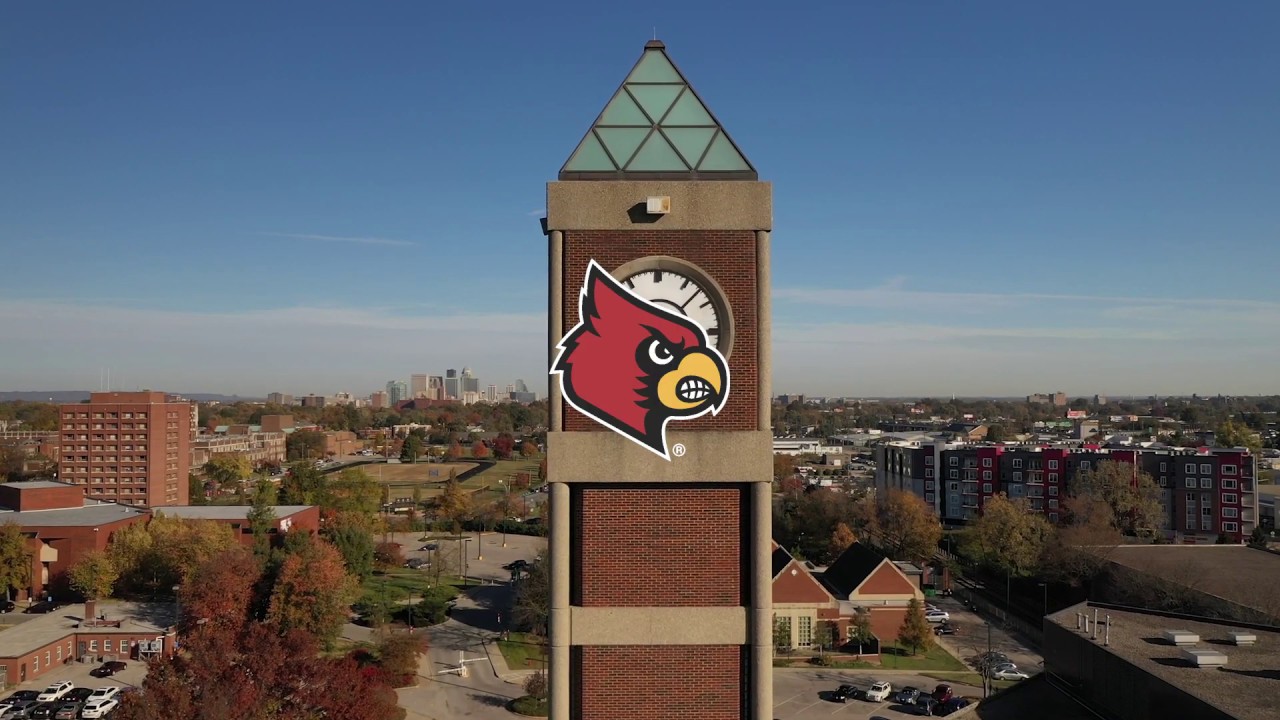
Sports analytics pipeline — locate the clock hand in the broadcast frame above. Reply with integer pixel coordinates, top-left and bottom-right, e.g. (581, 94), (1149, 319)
(679, 290), (702, 311)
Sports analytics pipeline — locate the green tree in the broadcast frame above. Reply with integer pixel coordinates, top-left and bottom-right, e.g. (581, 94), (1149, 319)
(286, 429), (327, 461)
(322, 512), (375, 581)
(202, 454), (252, 496)
(512, 558), (549, 636)
(1070, 460), (1164, 538)
(400, 434), (423, 463)
(849, 611), (874, 655)
(985, 424), (1006, 442)
(187, 473), (208, 505)
(247, 479), (278, 557)
(280, 462), (325, 505)
(815, 619), (840, 652)
(321, 468), (381, 516)
(0, 522), (32, 600)
(961, 494), (1052, 578)
(896, 598), (932, 656)
(436, 475), (473, 534)
(68, 550), (119, 601)
(772, 615), (791, 652)
(1215, 419), (1262, 455)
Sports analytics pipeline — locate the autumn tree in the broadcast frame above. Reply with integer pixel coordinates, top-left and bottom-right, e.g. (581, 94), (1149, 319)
(513, 558), (549, 636)
(267, 538), (358, 648)
(321, 467), (381, 516)
(279, 462), (326, 505)
(1039, 495), (1124, 586)
(373, 542), (404, 571)
(472, 440), (491, 459)
(1215, 419), (1262, 455)
(68, 550), (119, 601)
(961, 493), (1052, 579)
(0, 522), (31, 601)
(178, 546), (261, 635)
(492, 433), (515, 460)
(375, 631), (427, 684)
(445, 441), (463, 462)
(435, 475), (473, 534)
(773, 487), (865, 563)
(110, 516), (238, 596)
(1070, 460), (1164, 538)
(896, 598), (933, 656)
(773, 454), (797, 482)
(202, 454), (252, 496)
(285, 429), (327, 461)
(873, 489), (942, 562)
(828, 522), (857, 560)
(520, 441), (539, 458)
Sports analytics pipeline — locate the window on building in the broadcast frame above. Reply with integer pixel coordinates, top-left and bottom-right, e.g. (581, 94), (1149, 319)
(104, 640), (112, 652)
(983, 471), (992, 481)
(1222, 464), (1237, 475)
(949, 469), (958, 479)
(33, 656), (38, 672)
(1202, 519), (1213, 531)
(1049, 512), (1059, 522)
(949, 457), (958, 467)
(1200, 478), (1213, 489)
(1223, 522), (1238, 533)
(1186, 493), (1195, 503)
(1200, 463), (1212, 475)
(1080, 461), (1091, 470)
(983, 458), (992, 468)
(925, 469), (933, 478)
(925, 456), (934, 466)
(798, 616), (813, 647)
(1048, 499), (1059, 509)
(1013, 472), (1022, 482)
(1223, 478), (1237, 490)
(1160, 462), (1167, 472)
(90, 640), (97, 651)
(1202, 506), (1213, 516)
(1223, 493), (1237, 505)
(1013, 459), (1023, 468)
(925, 492), (935, 503)
(948, 482), (959, 491)
(56, 646), (61, 660)
(1049, 473), (1058, 482)
(1048, 486), (1058, 496)
(1185, 463), (1196, 474)
(1048, 459), (1059, 470)
(1223, 507), (1238, 518)
(1185, 478), (1196, 488)
(925, 481), (935, 490)
(983, 483), (993, 493)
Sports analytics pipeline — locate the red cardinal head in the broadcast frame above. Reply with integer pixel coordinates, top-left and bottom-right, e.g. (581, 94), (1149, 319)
(552, 260), (729, 459)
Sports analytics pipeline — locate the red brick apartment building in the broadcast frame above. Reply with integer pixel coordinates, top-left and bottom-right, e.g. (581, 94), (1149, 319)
(58, 391), (193, 507)
(876, 441), (1257, 543)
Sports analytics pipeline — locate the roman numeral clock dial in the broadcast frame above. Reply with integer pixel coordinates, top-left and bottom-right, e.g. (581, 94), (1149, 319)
(621, 268), (728, 352)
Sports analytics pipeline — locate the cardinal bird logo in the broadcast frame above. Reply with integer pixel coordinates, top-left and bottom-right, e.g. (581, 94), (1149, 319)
(551, 260), (730, 460)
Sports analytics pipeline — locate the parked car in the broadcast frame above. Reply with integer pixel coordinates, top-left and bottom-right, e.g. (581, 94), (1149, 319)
(418, 544), (438, 552)
(0, 701), (41, 719)
(503, 559), (530, 572)
(931, 684), (954, 703)
(990, 666), (1030, 681)
(90, 660), (127, 678)
(943, 697), (971, 714)
(52, 703), (81, 720)
(78, 699), (118, 719)
(923, 609), (950, 623)
(27, 703), (59, 719)
(404, 558), (426, 569)
(87, 688), (119, 703)
(61, 690), (91, 704)
(913, 697), (938, 716)
(0, 600), (15, 613)
(865, 681), (892, 702)
(832, 684), (859, 703)
(3, 693), (38, 704)
(895, 686), (920, 705)
(35, 684), (72, 703)
(934, 622), (958, 636)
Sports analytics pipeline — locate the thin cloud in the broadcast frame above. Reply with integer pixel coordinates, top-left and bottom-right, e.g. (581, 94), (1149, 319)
(256, 232), (416, 247)
(526, 208), (547, 217)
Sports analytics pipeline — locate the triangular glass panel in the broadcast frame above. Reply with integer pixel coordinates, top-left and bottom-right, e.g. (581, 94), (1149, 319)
(625, 50), (682, 83)
(598, 90), (649, 126)
(696, 131), (751, 171)
(626, 132), (688, 171)
(662, 127), (717, 167)
(627, 85), (682, 123)
(563, 133), (617, 172)
(597, 128), (651, 168)
(660, 88), (715, 126)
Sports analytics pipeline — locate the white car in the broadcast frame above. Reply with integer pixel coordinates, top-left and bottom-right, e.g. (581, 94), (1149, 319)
(36, 681), (74, 701)
(864, 681), (892, 702)
(89, 687), (121, 701)
(80, 699), (119, 718)
(990, 667), (1030, 680)
(924, 610), (950, 623)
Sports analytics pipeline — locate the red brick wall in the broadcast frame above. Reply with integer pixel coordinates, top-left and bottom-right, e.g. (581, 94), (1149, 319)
(869, 608), (908, 645)
(858, 563), (918, 596)
(575, 485), (744, 606)
(577, 646), (743, 720)
(0, 484), (83, 511)
(561, 231), (758, 432)
(772, 560), (835, 604)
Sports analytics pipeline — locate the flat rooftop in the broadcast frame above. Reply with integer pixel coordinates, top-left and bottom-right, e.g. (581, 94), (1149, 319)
(0, 500), (147, 527)
(975, 675), (1097, 720)
(1048, 603), (1280, 720)
(153, 505), (313, 520)
(1106, 545), (1280, 618)
(0, 602), (175, 658)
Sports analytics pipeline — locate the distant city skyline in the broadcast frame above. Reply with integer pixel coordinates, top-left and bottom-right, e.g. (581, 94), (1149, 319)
(2, 3), (1278, 398)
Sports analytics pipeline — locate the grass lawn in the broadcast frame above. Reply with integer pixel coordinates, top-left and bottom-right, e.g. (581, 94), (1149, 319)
(359, 567), (461, 608)
(778, 642), (967, 671)
(510, 695), (548, 717)
(367, 461), (480, 500)
(497, 632), (548, 671)
(468, 458), (540, 490)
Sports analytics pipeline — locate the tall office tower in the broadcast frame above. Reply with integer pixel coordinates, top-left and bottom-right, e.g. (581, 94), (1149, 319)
(486, 384), (499, 402)
(428, 376), (444, 400)
(444, 369), (459, 400)
(410, 374), (429, 398)
(387, 381), (408, 404)
(59, 391), (193, 507)
(514, 378), (529, 394)
(505, 384), (516, 398)
(461, 367), (480, 395)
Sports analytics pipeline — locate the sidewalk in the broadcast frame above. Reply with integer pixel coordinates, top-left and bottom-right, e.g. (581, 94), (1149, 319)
(484, 634), (539, 684)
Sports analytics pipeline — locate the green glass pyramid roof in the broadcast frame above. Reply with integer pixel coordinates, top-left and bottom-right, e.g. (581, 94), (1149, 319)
(560, 41), (757, 180)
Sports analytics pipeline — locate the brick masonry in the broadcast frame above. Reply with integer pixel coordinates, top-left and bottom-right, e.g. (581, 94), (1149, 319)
(561, 230), (758, 433)
(575, 645), (745, 720)
(573, 485), (746, 607)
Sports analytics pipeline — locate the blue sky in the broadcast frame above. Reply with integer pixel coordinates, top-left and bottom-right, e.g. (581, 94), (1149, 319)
(3, 1), (1278, 398)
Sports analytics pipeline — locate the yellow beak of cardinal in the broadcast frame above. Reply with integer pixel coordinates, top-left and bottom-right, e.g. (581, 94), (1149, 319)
(656, 350), (724, 413)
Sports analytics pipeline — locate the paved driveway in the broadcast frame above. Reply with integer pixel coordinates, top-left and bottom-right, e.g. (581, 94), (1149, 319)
(924, 596), (1043, 675)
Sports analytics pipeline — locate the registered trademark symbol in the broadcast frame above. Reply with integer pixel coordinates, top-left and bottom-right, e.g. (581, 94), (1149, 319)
(671, 444), (687, 458)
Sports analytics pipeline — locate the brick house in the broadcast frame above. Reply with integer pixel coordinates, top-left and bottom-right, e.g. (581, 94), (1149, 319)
(820, 542), (925, 644)
(0, 601), (175, 687)
(771, 542), (848, 651)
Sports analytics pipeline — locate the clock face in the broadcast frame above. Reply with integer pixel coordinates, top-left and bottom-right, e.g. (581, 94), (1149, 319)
(621, 269), (725, 349)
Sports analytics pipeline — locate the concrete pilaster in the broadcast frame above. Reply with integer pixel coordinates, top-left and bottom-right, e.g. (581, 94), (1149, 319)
(751, 480), (773, 719)
(548, 481), (571, 720)
(548, 229), (564, 433)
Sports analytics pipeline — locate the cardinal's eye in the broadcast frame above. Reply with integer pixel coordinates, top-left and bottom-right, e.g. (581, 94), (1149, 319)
(648, 339), (675, 366)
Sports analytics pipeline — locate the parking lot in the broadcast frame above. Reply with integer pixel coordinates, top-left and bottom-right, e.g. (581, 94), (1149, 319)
(1, 658), (141, 716)
(774, 670), (982, 719)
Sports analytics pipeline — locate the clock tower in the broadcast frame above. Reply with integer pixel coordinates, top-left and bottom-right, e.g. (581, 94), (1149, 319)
(545, 41), (773, 720)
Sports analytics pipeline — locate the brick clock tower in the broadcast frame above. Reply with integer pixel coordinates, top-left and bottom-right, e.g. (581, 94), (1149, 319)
(545, 41), (773, 720)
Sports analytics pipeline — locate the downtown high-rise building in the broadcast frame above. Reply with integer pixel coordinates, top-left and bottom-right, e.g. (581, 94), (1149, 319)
(444, 369), (459, 400)
(409, 374), (428, 399)
(427, 375), (444, 400)
(461, 367), (480, 395)
(266, 392), (293, 406)
(387, 380), (408, 404)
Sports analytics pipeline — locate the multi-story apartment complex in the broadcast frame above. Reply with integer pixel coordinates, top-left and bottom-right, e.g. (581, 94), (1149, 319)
(266, 392), (294, 406)
(876, 441), (1257, 543)
(58, 391), (192, 507)
(191, 431), (286, 468)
